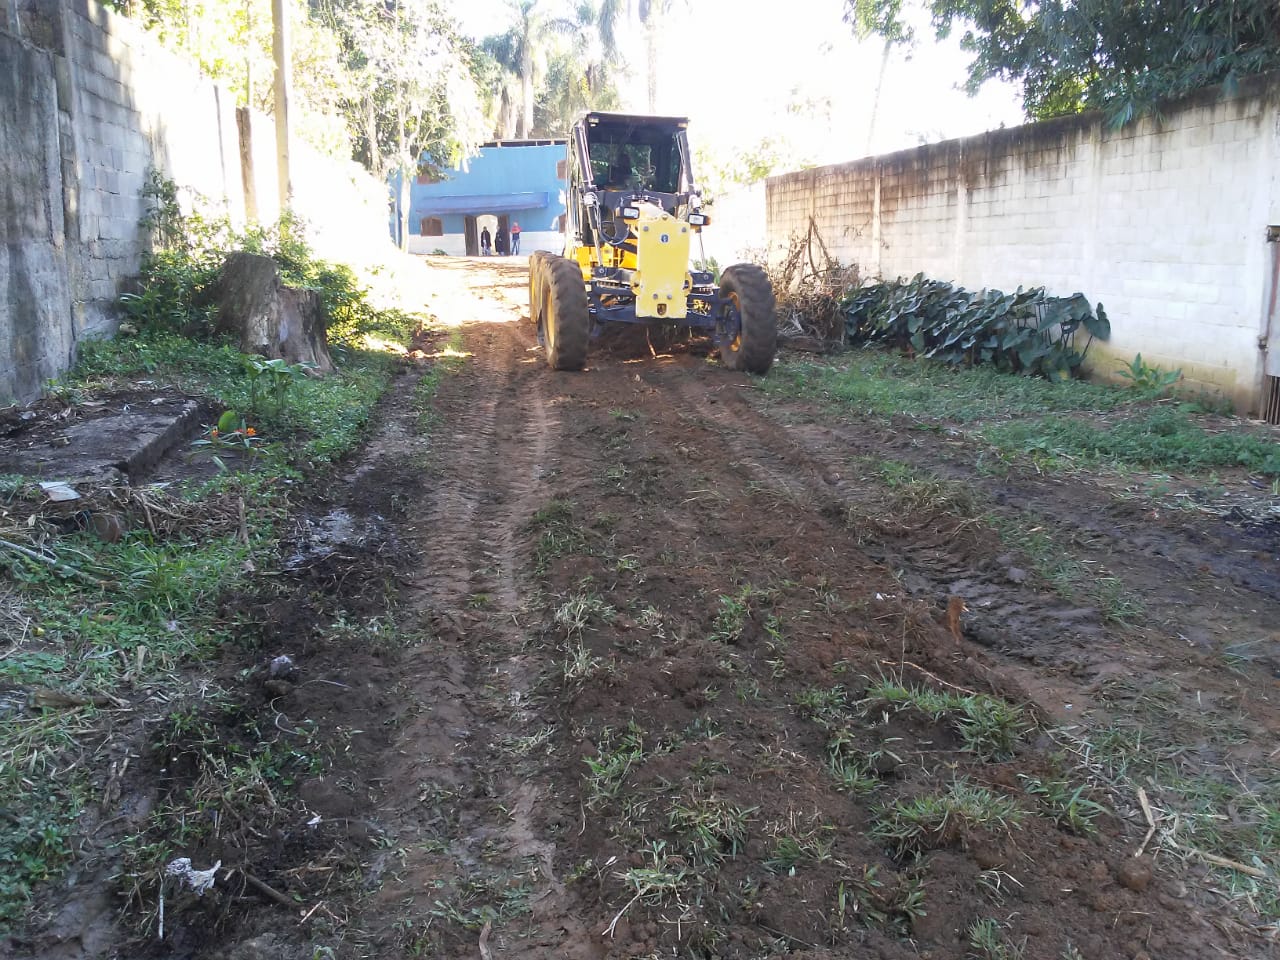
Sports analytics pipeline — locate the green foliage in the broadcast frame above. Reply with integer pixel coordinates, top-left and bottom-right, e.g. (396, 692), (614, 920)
(245, 357), (315, 414)
(1116, 353), (1182, 392)
(124, 175), (423, 349)
(984, 410), (1280, 476)
(849, 0), (1280, 124)
(843, 274), (1110, 380)
(852, 0), (1280, 125)
(764, 351), (1128, 422)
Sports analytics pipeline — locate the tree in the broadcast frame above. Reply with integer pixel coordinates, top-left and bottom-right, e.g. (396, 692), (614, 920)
(852, 0), (1280, 124)
(482, 0), (623, 139)
(844, 0), (914, 153)
(320, 0), (487, 246)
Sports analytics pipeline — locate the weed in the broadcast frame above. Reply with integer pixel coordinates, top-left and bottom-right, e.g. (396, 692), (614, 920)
(794, 685), (848, 722)
(967, 917), (1027, 960)
(667, 795), (756, 865)
(1116, 353), (1182, 392)
(873, 780), (1026, 857)
(1019, 775), (1107, 835)
(763, 829), (834, 875)
(826, 728), (898, 795)
(530, 501), (590, 571)
(583, 725), (645, 808)
(764, 352), (1126, 422)
(863, 681), (1030, 760)
(553, 591), (615, 637)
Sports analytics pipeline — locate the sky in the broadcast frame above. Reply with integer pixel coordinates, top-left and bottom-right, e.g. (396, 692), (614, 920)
(452, 0), (1027, 170)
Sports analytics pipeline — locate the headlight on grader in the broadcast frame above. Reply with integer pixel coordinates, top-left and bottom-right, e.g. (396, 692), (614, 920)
(688, 212), (709, 227)
(620, 205), (640, 220)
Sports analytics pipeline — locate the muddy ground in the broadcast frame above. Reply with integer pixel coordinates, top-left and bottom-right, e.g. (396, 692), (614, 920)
(11, 257), (1280, 960)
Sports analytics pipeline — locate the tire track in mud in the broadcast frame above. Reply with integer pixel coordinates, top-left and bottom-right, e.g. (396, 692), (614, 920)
(659, 371), (1099, 650)
(358, 318), (605, 959)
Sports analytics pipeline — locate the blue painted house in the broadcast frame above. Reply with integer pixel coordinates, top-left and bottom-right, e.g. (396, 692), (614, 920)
(400, 139), (567, 257)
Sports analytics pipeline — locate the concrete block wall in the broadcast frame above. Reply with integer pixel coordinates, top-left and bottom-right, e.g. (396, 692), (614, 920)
(766, 81), (1280, 414)
(0, 0), (396, 404)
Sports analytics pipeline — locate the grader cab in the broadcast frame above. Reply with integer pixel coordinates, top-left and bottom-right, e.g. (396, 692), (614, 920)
(528, 112), (776, 373)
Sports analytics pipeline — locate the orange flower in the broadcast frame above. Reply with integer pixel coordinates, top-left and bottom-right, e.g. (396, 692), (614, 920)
(246, 427), (256, 436)
(210, 428), (219, 437)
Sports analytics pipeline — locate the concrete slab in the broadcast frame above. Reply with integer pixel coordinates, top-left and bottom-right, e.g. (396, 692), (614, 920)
(0, 393), (205, 483)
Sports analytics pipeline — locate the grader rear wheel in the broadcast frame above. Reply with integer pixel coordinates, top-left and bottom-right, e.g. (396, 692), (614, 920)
(542, 255), (590, 371)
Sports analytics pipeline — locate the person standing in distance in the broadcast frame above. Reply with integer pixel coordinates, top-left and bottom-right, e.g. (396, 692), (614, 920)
(480, 225), (492, 256)
(510, 221), (521, 255)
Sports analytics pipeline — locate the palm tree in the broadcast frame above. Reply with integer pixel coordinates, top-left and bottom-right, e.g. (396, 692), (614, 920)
(501, 0), (579, 138)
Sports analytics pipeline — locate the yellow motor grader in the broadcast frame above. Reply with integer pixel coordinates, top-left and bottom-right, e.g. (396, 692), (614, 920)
(528, 112), (776, 373)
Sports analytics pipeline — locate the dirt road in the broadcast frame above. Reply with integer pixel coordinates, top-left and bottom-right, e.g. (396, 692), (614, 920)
(72, 257), (1277, 960)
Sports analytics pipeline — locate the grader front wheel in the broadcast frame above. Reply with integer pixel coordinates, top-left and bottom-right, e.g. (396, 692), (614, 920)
(542, 255), (590, 371)
(527, 251), (549, 328)
(718, 263), (777, 374)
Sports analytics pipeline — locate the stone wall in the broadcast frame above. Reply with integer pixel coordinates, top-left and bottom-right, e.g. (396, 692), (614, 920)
(0, 0), (392, 404)
(766, 80), (1280, 414)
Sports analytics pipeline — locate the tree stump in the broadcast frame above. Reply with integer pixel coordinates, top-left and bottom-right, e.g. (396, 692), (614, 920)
(213, 253), (334, 373)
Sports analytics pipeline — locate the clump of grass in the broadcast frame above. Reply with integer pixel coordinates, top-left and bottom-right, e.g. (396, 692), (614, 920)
(528, 500), (590, 571)
(967, 917), (1027, 960)
(667, 795), (756, 865)
(873, 780), (1026, 857)
(863, 681), (1030, 760)
(1018, 776), (1107, 835)
(583, 724), (646, 809)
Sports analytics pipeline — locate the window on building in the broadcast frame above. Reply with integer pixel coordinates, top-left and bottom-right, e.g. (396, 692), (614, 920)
(421, 217), (443, 237)
(556, 159), (568, 180)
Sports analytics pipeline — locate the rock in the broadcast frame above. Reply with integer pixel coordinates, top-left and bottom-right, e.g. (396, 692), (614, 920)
(1116, 857), (1153, 892)
(213, 252), (334, 373)
(1006, 566), (1028, 584)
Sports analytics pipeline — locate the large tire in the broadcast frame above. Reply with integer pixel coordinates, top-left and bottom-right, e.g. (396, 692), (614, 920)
(718, 263), (777, 374)
(542, 255), (590, 370)
(527, 251), (549, 327)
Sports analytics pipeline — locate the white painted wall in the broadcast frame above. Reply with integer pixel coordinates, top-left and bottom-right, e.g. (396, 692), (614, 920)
(767, 80), (1280, 414)
(408, 231), (563, 257)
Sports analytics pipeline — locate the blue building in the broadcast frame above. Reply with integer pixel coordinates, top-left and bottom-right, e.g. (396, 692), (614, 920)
(400, 139), (567, 257)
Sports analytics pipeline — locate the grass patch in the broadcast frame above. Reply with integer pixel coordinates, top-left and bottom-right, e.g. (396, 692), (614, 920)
(74, 332), (398, 468)
(766, 352), (1127, 422)
(864, 681), (1030, 761)
(984, 409), (1280, 476)
(1, 220), (416, 928)
(873, 779), (1026, 857)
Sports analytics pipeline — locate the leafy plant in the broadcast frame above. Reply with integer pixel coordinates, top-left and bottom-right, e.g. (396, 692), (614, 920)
(1116, 353), (1182, 391)
(245, 356), (314, 413)
(843, 274), (1110, 380)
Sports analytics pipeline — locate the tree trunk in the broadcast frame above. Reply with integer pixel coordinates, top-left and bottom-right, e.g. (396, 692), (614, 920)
(865, 37), (891, 156)
(214, 253), (334, 373)
(521, 44), (534, 138)
(644, 16), (658, 112)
